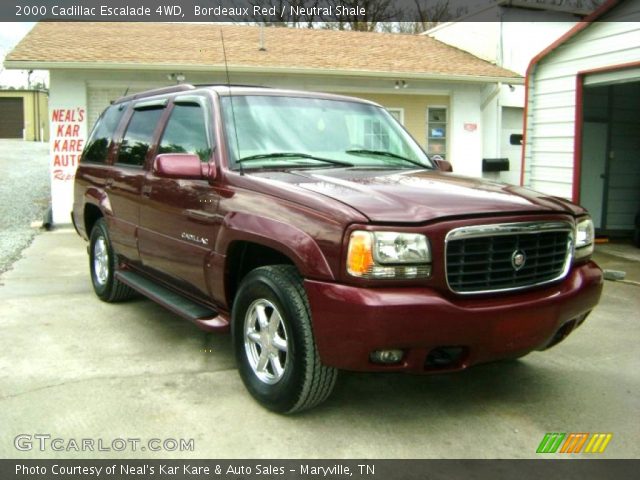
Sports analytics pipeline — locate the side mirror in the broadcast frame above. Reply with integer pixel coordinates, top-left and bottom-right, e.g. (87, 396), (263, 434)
(153, 153), (203, 179)
(433, 158), (453, 172)
(203, 162), (217, 183)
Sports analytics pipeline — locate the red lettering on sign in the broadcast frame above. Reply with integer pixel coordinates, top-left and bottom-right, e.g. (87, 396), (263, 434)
(53, 169), (75, 181)
(51, 107), (86, 182)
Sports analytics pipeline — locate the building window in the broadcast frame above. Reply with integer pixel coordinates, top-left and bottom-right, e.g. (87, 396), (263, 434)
(363, 117), (390, 150)
(427, 106), (447, 159)
(387, 108), (404, 125)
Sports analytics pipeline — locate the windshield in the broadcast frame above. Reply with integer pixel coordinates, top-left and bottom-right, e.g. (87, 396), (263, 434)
(220, 95), (434, 170)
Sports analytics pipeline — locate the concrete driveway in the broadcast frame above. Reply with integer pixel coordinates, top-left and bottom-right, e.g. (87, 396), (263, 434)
(0, 229), (638, 459)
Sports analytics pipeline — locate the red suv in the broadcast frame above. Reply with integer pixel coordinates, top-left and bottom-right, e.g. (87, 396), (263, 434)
(72, 85), (603, 413)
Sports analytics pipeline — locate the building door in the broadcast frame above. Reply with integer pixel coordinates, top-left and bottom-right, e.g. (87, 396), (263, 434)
(0, 98), (24, 138)
(500, 107), (523, 185)
(580, 77), (640, 234)
(580, 122), (607, 229)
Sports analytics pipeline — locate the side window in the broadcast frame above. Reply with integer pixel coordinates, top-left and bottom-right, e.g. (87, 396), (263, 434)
(81, 104), (126, 164)
(117, 108), (164, 167)
(158, 103), (212, 162)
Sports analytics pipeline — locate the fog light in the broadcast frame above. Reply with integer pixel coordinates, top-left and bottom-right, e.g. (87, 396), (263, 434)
(370, 349), (404, 364)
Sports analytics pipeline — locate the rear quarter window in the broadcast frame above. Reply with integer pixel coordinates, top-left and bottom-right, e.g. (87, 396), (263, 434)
(81, 104), (127, 164)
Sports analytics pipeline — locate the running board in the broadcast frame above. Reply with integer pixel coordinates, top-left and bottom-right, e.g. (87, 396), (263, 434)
(115, 270), (229, 332)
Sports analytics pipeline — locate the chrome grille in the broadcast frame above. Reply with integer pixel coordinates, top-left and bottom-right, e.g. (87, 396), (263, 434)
(445, 222), (573, 294)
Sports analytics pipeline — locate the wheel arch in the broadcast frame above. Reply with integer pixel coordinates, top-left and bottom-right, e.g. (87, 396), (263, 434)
(218, 213), (335, 307)
(82, 187), (113, 236)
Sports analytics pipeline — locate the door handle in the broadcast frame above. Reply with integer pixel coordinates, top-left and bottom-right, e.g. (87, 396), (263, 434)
(142, 185), (152, 197)
(104, 178), (113, 188)
(186, 209), (219, 224)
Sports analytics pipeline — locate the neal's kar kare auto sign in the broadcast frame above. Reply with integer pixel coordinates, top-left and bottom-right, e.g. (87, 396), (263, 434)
(51, 107), (85, 182)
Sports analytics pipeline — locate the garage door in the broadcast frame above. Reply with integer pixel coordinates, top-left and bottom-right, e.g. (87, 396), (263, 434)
(0, 98), (24, 138)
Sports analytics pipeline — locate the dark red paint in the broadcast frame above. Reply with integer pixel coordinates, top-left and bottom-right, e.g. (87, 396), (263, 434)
(73, 86), (603, 373)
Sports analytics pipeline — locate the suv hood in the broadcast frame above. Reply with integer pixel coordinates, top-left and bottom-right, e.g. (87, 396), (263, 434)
(250, 169), (582, 223)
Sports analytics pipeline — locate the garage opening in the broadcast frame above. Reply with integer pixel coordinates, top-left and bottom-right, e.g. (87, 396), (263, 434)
(0, 97), (24, 138)
(579, 73), (640, 238)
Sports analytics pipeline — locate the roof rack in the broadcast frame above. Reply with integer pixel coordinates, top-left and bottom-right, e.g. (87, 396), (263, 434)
(191, 83), (271, 89)
(115, 84), (196, 104)
(113, 83), (272, 104)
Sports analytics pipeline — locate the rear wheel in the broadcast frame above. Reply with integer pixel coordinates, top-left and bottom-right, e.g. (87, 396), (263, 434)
(232, 265), (337, 413)
(89, 218), (135, 302)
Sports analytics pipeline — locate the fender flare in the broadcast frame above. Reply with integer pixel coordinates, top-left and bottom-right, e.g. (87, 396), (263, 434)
(216, 212), (335, 280)
(84, 187), (113, 217)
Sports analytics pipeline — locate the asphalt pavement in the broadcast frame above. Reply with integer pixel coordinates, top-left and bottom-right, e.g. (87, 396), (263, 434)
(0, 139), (50, 274)
(0, 229), (638, 459)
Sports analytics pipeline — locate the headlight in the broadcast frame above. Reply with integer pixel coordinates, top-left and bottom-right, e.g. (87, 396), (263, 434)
(346, 231), (431, 279)
(574, 217), (594, 260)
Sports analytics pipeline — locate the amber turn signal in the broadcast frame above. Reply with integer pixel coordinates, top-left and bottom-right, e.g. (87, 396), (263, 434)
(346, 231), (374, 277)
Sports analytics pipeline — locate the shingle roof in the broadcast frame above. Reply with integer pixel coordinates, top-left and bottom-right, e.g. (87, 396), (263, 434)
(6, 22), (520, 80)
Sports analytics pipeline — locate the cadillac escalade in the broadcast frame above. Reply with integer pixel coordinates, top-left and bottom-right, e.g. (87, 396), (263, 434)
(72, 84), (603, 413)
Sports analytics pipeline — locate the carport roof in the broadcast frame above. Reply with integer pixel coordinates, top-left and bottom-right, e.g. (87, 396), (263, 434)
(4, 22), (522, 83)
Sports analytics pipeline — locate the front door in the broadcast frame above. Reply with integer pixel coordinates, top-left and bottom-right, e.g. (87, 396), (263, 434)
(138, 97), (219, 297)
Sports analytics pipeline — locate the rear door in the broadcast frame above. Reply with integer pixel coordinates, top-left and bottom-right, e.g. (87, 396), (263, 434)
(138, 94), (220, 296)
(109, 100), (166, 262)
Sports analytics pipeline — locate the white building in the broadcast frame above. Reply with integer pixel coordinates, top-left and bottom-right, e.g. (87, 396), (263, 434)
(426, 0), (591, 185)
(522, 0), (640, 234)
(4, 22), (521, 225)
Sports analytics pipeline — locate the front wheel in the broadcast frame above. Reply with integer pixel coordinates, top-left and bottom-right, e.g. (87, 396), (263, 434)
(232, 265), (337, 413)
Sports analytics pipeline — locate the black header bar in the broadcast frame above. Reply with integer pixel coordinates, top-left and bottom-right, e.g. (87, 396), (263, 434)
(2, 0), (616, 23)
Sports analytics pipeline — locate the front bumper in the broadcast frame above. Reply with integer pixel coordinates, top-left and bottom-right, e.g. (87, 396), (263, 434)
(305, 261), (603, 373)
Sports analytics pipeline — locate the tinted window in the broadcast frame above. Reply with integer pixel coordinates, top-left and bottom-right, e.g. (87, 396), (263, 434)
(117, 108), (163, 167)
(158, 103), (211, 162)
(82, 104), (126, 163)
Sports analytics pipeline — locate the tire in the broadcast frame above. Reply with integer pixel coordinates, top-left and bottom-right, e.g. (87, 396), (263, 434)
(232, 265), (337, 413)
(89, 218), (135, 302)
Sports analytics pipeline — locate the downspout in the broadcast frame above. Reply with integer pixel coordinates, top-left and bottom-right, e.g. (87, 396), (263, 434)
(36, 90), (41, 141)
(520, 63), (534, 187)
(497, 9), (504, 177)
(32, 90), (37, 142)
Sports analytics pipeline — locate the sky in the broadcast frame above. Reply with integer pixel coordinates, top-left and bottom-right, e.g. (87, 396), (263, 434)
(0, 22), (49, 88)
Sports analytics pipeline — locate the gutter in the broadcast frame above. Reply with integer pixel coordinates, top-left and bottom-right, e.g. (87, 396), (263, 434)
(3, 60), (523, 85)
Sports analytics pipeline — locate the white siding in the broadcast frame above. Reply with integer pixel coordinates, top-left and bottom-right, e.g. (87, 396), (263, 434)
(87, 87), (137, 130)
(427, 22), (499, 65)
(523, 3), (640, 199)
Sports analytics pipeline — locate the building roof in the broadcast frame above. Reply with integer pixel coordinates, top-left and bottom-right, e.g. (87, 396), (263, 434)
(4, 22), (521, 83)
(526, 0), (622, 75)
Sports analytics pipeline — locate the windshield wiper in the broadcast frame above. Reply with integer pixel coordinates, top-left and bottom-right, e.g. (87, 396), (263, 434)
(345, 149), (431, 169)
(236, 152), (354, 168)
